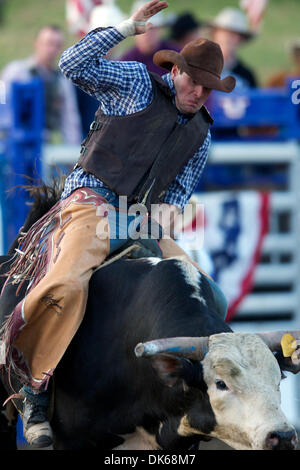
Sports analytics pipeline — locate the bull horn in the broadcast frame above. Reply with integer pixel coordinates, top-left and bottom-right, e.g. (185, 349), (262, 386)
(257, 330), (300, 352)
(134, 337), (209, 361)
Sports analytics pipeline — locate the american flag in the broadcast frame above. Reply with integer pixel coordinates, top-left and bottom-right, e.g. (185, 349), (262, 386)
(66, 0), (104, 37)
(179, 191), (270, 322)
(240, 0), (268, 31)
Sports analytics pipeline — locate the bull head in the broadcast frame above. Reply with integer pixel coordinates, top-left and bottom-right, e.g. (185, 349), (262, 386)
(135, 331), (300, 450)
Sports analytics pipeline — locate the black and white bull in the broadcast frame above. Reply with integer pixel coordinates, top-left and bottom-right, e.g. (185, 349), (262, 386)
(0, 185), (299, 450)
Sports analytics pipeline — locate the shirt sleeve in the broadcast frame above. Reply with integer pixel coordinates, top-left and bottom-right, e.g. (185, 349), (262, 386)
(162, 130), (211, 212)
(59, 27), (153, 116)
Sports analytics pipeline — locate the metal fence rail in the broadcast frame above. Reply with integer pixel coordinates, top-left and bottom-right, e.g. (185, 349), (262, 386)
(205, 142), (300, 323)
(237, 192), (298, 318)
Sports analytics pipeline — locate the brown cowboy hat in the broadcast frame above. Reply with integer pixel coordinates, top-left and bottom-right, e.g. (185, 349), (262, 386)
(153, 38), (236, 93)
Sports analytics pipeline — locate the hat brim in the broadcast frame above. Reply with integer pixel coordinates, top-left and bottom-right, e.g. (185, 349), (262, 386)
(153, 49), (236, 93)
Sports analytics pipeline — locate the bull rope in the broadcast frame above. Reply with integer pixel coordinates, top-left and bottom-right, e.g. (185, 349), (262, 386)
(93, 243), (141, 272)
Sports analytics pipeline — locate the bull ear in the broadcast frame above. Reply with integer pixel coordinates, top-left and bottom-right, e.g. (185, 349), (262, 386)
(149, 353), (186, 387)
(274, 350), (300, 375)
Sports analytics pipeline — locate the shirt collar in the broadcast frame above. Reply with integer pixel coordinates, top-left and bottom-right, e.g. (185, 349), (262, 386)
(162, 73), (176, 96)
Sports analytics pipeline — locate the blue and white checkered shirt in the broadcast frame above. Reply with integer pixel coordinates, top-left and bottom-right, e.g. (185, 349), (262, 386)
(59, 27), (211, 212)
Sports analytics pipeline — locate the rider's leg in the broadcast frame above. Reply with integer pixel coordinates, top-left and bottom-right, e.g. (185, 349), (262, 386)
(6, 190), (110, 447)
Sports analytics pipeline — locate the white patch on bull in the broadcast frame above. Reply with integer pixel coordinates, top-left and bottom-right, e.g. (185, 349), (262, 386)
(144, 256), (206, 304)
(174, 256), (206, 305)
(143, 255), (207, 303)
(144, 257), (162, 266)
(200, 332), (296, 450)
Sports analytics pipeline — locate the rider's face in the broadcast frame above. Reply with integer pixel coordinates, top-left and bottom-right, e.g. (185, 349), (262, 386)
(171, 65), (212, 114)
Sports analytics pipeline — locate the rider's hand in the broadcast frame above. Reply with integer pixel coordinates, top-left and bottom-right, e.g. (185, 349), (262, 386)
(129, 238), (163, 259)
(138, 216), (164, 240)
(130, 0), (168, 35)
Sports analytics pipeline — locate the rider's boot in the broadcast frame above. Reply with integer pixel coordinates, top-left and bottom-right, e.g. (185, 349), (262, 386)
(21, 386), (53, 448)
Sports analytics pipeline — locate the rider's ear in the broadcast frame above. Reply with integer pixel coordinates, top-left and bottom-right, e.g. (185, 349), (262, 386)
(170, 64), (179, 81)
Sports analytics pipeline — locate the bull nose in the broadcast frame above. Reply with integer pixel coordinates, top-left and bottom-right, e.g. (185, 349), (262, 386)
(265, 430), (298, 450)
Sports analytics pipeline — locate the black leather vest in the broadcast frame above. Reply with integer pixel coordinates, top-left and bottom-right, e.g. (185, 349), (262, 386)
(77, 72), (213, 209)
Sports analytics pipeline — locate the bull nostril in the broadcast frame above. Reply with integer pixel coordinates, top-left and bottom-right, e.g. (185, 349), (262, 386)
(265, 431), (297, 450)
(266, 432), (279, 450)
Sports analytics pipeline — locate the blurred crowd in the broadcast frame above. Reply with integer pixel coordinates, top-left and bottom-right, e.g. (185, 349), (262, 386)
(0, 0), (299, 146)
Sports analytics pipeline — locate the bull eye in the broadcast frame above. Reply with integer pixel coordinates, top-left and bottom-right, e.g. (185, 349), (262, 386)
(215, 379), (228, 391)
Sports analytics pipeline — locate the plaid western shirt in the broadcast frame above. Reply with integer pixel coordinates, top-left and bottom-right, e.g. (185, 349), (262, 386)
(59, 27), (211, 211)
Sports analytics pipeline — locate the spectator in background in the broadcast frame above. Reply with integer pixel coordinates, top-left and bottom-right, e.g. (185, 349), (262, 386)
(208, 7), (258, 90)
(1, 25), (82, 145)
(66, 0), (105, 38)
(240, 0), (268, 33)
(266, 40), (300, 88)
(169, 12), (204, 49)
(89, 1), (126, 58)
(202, 8), (259, 177)
(119, 0), (180, 76)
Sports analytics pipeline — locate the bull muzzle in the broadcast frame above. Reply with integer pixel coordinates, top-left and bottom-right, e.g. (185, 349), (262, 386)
(265, 430), (298, 450)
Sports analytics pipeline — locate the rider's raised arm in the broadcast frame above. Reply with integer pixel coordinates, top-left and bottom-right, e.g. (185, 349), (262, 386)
(59, 27), (151, 111)
(59, 0), (168, 114)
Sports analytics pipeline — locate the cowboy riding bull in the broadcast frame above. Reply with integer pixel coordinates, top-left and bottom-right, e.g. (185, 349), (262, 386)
(0, 182), (299, 450)
(0, 0), (300, 451)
